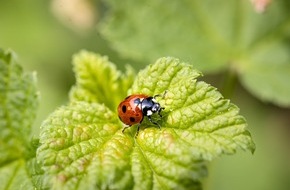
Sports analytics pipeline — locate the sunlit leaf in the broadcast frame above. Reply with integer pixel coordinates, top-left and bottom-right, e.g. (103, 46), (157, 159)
(37, 54), (255, 189)
(69, 50), (135, 111)
(0, 49), (39, 189)
(0, 49), (38, 163)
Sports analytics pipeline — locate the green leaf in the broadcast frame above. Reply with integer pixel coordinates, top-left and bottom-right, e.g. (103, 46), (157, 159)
(130, 57), (255, 159)
(99, 0), (290, 107)
(26, 139), (47, 189)
(69, 50), (135, 111)
(0, 49), (40, 189)
(0, 160), (34, 189)
(0, 49), (38, 163)
(37, 54), (254, 189)
(239, 46), (290, 106)
(0, 147), (44, 190)
(37, 101), (204, 189)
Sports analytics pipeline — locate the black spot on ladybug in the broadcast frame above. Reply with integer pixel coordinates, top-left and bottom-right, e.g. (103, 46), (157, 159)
(130, 117), (135, 122)
(122, 105), (127, 113)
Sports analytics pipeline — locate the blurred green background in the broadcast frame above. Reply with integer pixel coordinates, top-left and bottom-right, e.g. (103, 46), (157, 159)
(0, 0), (289, 190)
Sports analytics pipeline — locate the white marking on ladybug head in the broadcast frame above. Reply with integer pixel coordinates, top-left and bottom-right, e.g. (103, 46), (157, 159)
(146, 110), (153, 116)
(152, 103), (160, 112)
(137, 104), (142, 109)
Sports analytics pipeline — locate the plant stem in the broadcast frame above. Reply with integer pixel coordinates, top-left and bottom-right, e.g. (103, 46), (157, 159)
(221, 68), (238, 99)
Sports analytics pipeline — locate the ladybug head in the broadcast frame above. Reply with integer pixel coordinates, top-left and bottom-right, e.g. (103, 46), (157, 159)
(151, 102), (161, 113)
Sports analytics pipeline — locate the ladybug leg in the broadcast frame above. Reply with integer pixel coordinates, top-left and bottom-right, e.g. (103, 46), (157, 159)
(147, 115), (161, 129)
(122, 126), (131, 133)
(123, 125), (141, 138)
(135, 124), (141, 138)
(158, 107), (165, 117)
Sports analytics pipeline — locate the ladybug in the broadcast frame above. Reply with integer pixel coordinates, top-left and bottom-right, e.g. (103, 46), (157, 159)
(117, 93), (165, 135)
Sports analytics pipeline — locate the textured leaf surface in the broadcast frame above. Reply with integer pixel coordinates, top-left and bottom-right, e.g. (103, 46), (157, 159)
(0, 49), (38, 163)
(100, 0), (290, 107)
(129, 57), (255, 160)
(37, 53), (255, 189)
(69, 51), (135, 111)
(0, 49), (39, 189)
(37, 101), (204, 190)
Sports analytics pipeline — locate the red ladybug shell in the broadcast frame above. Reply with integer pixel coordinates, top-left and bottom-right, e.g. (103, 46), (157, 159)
(117, 94), (148, 126)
